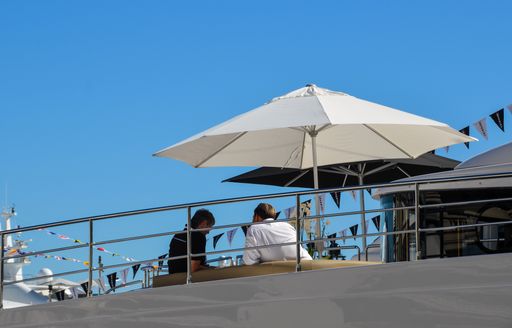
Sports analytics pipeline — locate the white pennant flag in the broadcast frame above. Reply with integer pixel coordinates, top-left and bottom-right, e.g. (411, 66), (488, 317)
(226, 228), (237, 247)
(70, 287), (79, 299)
(96, 278), (106, 292)
(120, 268), (129, 285)
(284, 206), (296, 219)
(339, 230), (346, 244)
(473, 118), (488, 140)
(318, 193), (326, 214)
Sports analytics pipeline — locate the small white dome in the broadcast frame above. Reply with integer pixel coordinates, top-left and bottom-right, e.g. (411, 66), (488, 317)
(36, 268), (53, 284)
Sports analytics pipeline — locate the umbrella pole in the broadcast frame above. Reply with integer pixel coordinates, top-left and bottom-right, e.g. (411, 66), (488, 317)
(310, 131), (323, 256)
(358, 166), (367, 254)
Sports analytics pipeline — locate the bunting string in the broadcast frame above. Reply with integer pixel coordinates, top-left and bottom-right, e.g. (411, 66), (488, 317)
(37, 228), (136, 262)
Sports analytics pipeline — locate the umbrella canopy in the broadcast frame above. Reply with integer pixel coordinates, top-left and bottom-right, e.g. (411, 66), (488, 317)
(155, 84), (476, 250)
(155, 84), (475, 169)
(223, 153), (460, 189)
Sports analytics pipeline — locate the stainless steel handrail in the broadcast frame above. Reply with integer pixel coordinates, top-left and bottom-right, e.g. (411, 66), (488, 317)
(5, 171), (511, 235)
(1, 171), (511, 308)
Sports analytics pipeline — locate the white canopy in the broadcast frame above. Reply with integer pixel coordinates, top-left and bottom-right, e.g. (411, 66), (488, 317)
(155, 84), (475, 169)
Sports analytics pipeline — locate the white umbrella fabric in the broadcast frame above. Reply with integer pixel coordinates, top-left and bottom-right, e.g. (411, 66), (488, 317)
(154, 84), (476, 250)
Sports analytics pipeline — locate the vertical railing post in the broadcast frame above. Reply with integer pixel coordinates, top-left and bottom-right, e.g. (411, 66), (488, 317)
(295, 194), (302, 272)
(186, 206), (192, 284)
(0, 232), (4, 310)
(88, 219), (94, 297)
(414, 183), (421, 260)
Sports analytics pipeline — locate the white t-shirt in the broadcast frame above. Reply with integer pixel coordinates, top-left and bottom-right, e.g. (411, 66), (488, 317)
(243, 218), (313, 265)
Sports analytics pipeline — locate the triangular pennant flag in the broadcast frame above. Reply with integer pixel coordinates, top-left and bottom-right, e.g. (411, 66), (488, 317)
(132, 264), (141, 279)
(459, 126), (470, 148)
(275, 211), (281, 219)
(96, 278), (106, 292)
(213, 233), (224, 249)
(241, 225), (249, 236)
(300, 199), (312, 218)
(350, 190), (357, 201)
(70, 287), (79, 299)
(107, 272), (117, 290)
(284, 206), (295, 219)
(340, 230), (346, 244)
(80, 282), (89, 295)
(349, 225), (358, 240)
(318, 193), (326, 214)
(55, 290), (65, 301)
(371, 215), (381, 231)
(120, 268), (129, 285)
(158, 254), (167, 269)
(366, 188), (372, 196)
(327, 233), (337, 247)
(330, 192), (341, 208)
(490, 109), (505, 132)
(473, 118), (488, 140)
(226, 228), (237, 247)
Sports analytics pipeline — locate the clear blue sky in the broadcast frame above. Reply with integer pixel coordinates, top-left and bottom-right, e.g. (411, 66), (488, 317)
(1, 1), (512, 279)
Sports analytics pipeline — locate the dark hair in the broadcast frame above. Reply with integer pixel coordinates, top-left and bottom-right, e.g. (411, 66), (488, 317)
(191, 209), (215, 229)
(254, 203), (276, 220)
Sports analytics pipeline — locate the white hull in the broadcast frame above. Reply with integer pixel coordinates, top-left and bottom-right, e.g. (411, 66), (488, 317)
(1, 253), (511, 327)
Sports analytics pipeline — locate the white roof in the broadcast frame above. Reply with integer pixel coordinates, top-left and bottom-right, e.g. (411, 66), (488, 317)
(373, 142), (512, 198)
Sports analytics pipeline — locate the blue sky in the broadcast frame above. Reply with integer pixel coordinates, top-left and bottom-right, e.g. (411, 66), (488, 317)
(1, 1), (512, 280)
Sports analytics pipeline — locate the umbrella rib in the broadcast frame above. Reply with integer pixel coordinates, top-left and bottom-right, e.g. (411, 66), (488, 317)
(396, 165), (412, 177)
(284, 169), (310, 187)
(362, 124), (414, 158)
(363, 162), (396, 177)
(299, 128), (306, 168)
(194, 132), (247, 168)
(331, 166), (359, 176)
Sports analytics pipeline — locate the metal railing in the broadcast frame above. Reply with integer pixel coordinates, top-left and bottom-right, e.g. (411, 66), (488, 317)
(1, 171), (511, 309)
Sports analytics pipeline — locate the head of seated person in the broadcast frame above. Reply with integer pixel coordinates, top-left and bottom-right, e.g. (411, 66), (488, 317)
(168, 209), (216, 274)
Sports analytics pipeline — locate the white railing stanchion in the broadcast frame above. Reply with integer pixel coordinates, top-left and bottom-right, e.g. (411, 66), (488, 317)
(88, 219), (94, 297)
(186, 206), (192, 284)
(295, 194), (302, 272)
(0, 233), (4, 309)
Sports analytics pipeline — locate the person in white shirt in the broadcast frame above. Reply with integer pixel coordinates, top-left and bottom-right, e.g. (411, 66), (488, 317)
(243, 203), (312, 265)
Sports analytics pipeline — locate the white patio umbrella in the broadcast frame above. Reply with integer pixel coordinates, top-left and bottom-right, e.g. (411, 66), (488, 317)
(154, 84), (476, 251)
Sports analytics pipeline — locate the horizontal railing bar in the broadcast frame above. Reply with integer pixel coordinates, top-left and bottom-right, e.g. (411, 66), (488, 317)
(3, 243), (89, 261)
(93, 229), (184, 247)
(193, 242), (298, 258)
(97, 254), (189, 272)
(3, 171), (510, 236)
(192, 216), (297, 233)
(301, 205), (415, 222)
(104, 280), (143, 294)
(4, 268), (90, 286)
(302, 229), (417, 244)
(419, 220), (512, 233)
(420, 197), (512, 209)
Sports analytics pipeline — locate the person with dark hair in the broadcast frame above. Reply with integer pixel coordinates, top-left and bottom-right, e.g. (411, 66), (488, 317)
(168, 209), (216, 274)
(243, 203), (312, 265)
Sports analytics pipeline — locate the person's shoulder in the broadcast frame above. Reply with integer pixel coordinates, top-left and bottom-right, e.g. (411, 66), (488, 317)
(192, 231), (206, 239)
